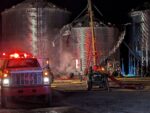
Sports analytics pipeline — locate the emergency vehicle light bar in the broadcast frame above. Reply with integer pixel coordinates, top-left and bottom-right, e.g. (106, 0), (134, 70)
(1, 52), (34, 59)
(9, 53), (33, 58)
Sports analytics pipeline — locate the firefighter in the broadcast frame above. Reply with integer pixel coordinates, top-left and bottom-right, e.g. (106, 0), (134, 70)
(87, 65), (98, 80)
(88, 66), (94, 81)
(87, 66), (94, 90)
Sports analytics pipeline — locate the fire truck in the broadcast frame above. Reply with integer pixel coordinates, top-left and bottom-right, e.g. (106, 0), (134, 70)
(0, 52), (52, 107)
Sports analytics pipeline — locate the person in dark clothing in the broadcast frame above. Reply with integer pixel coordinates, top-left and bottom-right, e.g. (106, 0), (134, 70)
(88, 66), (94, 81)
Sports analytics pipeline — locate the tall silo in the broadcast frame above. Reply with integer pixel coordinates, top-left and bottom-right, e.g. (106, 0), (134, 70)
(129, 9), (150, 76)
(1, 0), (70, 69)
(72, 26), (120, 73)
(60, 15), (121, 74)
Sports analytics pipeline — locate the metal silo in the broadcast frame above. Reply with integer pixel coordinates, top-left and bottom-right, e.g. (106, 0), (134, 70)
(1, 0), (70, 69)
(72, 25), (120, 72)
(59, 15), (121, 74)
(129, 9), (150, 76)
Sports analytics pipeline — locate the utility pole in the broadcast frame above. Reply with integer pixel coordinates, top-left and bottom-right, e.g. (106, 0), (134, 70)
(87, 0), (97, 66)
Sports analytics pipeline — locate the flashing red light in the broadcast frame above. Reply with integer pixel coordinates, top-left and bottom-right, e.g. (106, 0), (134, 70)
(24, 53), (27, 58)
(10, 53), (19, 58)
(93, 65), (98, 71)
(9, 52), (33, 58)
(14, 53), (19, 58)
(2, 53), (6, 56)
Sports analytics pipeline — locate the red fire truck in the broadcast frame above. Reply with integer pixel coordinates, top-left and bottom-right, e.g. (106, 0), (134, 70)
(0, 52), (52, 107)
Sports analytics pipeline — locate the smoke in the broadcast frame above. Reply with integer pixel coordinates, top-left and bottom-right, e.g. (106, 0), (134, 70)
(59, 51), (76, 75)
(0, 40), (31, 54)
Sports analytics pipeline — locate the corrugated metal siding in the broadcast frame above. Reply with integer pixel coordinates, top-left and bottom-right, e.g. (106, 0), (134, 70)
(71, 27), (120, 72)
(1, 0), (70, 70)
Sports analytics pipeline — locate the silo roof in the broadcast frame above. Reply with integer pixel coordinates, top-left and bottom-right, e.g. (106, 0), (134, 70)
(3, 0), (70, 13)
(72, 14), (109, 27)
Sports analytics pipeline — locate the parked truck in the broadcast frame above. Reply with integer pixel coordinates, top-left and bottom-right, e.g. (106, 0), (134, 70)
(0, 52), (52, 108)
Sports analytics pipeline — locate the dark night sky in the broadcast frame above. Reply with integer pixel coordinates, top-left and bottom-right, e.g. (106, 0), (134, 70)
(0, 0), (150, 24)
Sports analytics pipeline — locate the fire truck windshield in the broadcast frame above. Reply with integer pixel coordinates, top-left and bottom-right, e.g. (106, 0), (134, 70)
(6, 58), (40, 68)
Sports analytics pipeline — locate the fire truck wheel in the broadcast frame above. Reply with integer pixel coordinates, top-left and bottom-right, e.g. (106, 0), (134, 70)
(1, 96), (7, 108)
(44, 94), (52, 107)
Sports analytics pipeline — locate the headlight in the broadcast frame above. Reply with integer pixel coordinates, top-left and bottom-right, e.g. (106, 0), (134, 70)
(43, 70), (49, 76)
(43, 77), (50, 85)
(3, 78), (10, 86)
(4, 73), (8, 78)
(44, 72), (48, 76)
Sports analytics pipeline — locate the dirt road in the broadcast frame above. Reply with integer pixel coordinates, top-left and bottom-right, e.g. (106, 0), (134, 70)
(0, 79), (150, 113)
(52, 80), (150, 113)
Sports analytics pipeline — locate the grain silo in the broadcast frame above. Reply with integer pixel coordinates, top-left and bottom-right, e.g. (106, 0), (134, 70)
(1, 0), (70, 70)
(59, 14), (122, 74)
(129, 9), (150, 76)
(73, 26), (120, 73)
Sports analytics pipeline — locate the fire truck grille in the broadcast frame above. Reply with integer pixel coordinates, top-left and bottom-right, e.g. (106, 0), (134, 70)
(10, 72), (43, 86)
